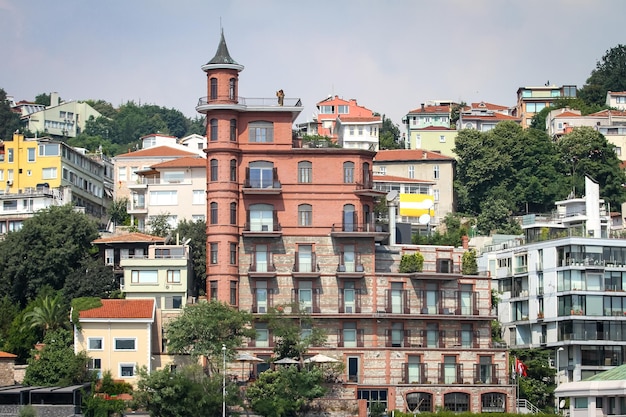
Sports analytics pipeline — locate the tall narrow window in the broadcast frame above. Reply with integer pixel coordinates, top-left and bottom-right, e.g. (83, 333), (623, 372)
(230, 202), (237, 224)
(210, 78), (218, 100)
(210, 243), (218, 264)
(210, 119), (218, 141)
(343, 162), (354, 183)
(210, 202), (218, 224)
(230, 242), (237, 265)
(229, 78), (236, 100)
(230, 281), (237, 305)
(343, 204), (355, 232)
(210, 159), (218, 181)
(210, 281), (217, 300)
(298, 161), (312, 183)
(230, 119), (237, 141)
(230, 159), (237, 181)
(433, 165), (440, 179)
(298, 204), (312, 226)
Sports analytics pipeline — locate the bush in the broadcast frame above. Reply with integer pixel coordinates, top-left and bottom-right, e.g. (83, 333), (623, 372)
(399, 253), (424, 273)
(18, 405), (36, 417)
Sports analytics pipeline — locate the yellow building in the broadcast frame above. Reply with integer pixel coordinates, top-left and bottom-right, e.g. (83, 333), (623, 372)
(0, 133), (113, 227)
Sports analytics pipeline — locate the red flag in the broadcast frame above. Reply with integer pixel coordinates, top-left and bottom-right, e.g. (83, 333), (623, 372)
(515, 358), (528, 377)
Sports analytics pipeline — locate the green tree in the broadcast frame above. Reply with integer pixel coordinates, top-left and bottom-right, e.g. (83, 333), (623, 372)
(378, 115), (403, 150)
(0, 205), (100, 306)
(2, 305), (40, 363)
(556, 126), (626, 209)
(22, 293), (69, 337)
(133, 364), (239, 417)
(83, 99), (117, 119)
(579, 44), (626, 107)
(246, 365), (327, 417)
(165, 301), (255, 374)
(147, 213), (172, 237)
(172, 219), (206, 296)
(398, 252), (424, 273)
(461, 249), (478, 275)
(0, 295), (18, 348)
(265, 305), (327, 361)
(62, 256), (117, 300)
(23, 328), (93, 386)
(512, 348), (557, 412)
(450, 101), (467, 129)
(0, 88), (22, 141)
(108, 197), (130, 228)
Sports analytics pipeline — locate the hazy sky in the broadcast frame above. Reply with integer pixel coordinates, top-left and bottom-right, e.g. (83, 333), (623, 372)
(2, 0), (625, 129)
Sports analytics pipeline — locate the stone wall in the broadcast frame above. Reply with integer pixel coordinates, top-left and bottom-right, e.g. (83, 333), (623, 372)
(0, 359), (15, 386)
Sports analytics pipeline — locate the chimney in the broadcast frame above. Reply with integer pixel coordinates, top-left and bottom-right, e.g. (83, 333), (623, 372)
(421, 103), (425, 111)
(422, 151), (428, 159)
(50, 92), (60, 107)
(462, 235), (469, 249)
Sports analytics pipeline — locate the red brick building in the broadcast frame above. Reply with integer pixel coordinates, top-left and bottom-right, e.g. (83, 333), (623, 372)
(196, 31), (515, 414)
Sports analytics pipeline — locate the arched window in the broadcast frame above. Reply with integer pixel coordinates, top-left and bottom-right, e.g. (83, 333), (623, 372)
(230, 119), (237, 141)
(444, 392), (469, 412)
(481, 392), (506, 413)
(248, 121), (274, 143)
(229, 78), (236, 100)
(248, 161), (274, 189)
(210, 119), (218, 141)
(210, 78), (218, 100)
(249, 203), (273, 232)
(406, 392), (432, 413)
(210, 202), (218, 224)
(298, 161), (312, 183)
(343, 161), (354, 183)
(362, 162), (371, 186)
(210, 159), (218, 181)
(230, 159), (237, 182)
(343, 204), (355, 232)
(298, 204), (312, 226)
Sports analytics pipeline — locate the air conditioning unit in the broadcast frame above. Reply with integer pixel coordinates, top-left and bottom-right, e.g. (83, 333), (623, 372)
(6, 180), (12, 186)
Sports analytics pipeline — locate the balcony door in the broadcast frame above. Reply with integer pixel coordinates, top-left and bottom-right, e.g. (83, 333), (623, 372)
(250, 204), (273, 232)
(391, 282), (404, 314)
(343, 244), (356, 272)
(255, 244), (268, 272)
(256, 281), (268, 313)
(344, 282), (356, 313)
(298, 245), (312, 272)
(298, 280), (313, 313)
(343, 204), (355, 232)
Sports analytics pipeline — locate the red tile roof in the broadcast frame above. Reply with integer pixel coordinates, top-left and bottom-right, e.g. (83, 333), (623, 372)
(373, 175), (433, 184)
(609, 91), (626, 96)
(375, 149), (455, 161)
(470, 102), (509, 111)
(415, 125), (454, 131)
(407, 105), (450, 114)
(151, 157), (206, 169)
(589, 109), (626, 117)
(337, 116), (382, 123)
(0, 351), (17, 359)
(462, 113), (520, 121)
(115, 146), (198, 158)
(92, 232), (166, 244)
(554, 111), (584, 118)
(79, 299), (155, 320)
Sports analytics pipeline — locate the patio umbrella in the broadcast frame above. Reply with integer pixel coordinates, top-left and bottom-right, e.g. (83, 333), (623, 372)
(274, 357), (299, 365)
(304, 353), (339, 364)
(235, 353), (264, 380)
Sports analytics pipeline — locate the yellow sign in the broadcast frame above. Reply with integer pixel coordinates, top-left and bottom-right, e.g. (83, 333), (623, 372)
(399, 194), (434, 217)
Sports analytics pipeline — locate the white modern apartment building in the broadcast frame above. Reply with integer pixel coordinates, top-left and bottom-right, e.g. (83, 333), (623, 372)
(480, 177), (626, 384)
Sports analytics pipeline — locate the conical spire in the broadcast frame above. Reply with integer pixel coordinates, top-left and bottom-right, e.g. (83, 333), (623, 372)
(206, 29), (239, 65)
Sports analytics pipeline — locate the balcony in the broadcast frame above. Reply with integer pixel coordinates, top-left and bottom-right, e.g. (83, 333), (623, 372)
(248, 252), (277, 278)
(402, 363), (428, 384)
(473, 364), (500, 384)
(330, 218), (388, 241)
(243, 222), (282, 238)
(337, 252), (365, 278)
(385, 329), (411, 348)
(251, 289), (275, 314)
(354, 178), (386, 198)
(337, 329), (365, 348)
(438, 363), (463, 384)
(290, 288), (320, 314)
(338, 290), (362, 314)
(243, 167), (282, 195)
(292, 252), (320, 278)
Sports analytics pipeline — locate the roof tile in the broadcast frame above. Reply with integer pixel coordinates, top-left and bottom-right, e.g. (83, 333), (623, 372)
(79, 299), (155, 319)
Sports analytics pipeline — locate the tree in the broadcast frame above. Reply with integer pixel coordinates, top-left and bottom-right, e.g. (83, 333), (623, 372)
(556, 126), (626, 209)
(579, 44), (626, 107)
(0, 295), (18, 348)
(22, 293), (69, 337)
(0, 88), (21, 141)
(2, 305), (40, 363)
(0, 205), (100, 306)
(461, 249), (478, 275)
(34, 93), (52, 106)
(165, 301), (255, 373)
(62, 256), (117, 300)
(133, 364), (239, 417)
(147, 213), (172, 237)
(108, 197), (130, 228)
(378, 115), (404, 150)
(450, 101), (467, 129)
(265, 305), (327, 362)
(399, 252), (424, 273)
(23, 328), (93, 386)
(246, 365), (327, 417)
(511, 348), (557, 412)
(172, 219), (206, 296)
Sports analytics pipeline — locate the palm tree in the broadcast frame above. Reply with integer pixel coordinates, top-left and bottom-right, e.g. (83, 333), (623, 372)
(23, 294), (69, 337)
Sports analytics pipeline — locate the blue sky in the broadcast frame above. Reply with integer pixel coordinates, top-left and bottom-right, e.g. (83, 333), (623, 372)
(2, 0), (625, 129)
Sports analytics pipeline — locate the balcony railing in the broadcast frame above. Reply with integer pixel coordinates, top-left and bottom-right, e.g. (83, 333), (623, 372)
(402, 363), (428, 384)
(197, 96), (303, 108)
(438, 364), (463, 384)
(473, 364), (500, 384)
(337, 329), (365, 348)
(293, 252), (319, 274)
(338, 290), (362, 313)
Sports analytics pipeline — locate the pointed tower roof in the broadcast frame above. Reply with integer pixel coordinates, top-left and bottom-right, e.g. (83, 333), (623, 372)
(202, 30), (244, 72)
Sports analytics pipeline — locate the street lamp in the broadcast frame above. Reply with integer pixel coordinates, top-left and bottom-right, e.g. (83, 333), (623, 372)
(556, 347), (565, 386)
(222, 344), (227, 417)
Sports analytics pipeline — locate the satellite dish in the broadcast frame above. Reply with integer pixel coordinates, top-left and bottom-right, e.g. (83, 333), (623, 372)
(423, 199), (434, 209)
(386, 190), (399, 202)
(559, 400), (566, 409)
(418, 214), (431, 225)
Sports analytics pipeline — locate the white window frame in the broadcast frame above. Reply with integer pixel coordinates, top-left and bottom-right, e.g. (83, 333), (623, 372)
(433, 165), (440, 179)
(167, 269), (181, 283)
(119, 363), (136, 378)
(131, 270), (158, 284)
(118, 166), (127, 182)
(42, 167), (57, 180)
(193, 190), (204, 205)
(88, 337), (103, 351)
(27, 148), (36, 162)
(114, 338), (137, 351)
(149, 190), (177, 206)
